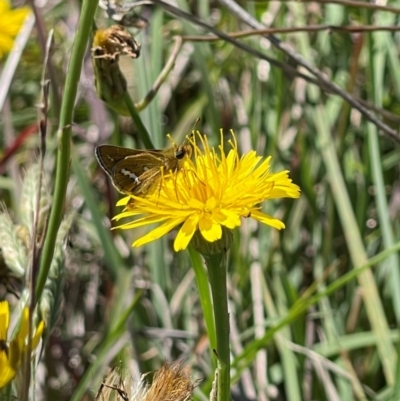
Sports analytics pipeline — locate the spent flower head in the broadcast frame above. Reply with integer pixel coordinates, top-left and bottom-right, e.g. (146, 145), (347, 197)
(114, 131), (301, 252)
(0, 301), (45, 389)
(96, 362), (194, 401)
(0, 0), (30, 60)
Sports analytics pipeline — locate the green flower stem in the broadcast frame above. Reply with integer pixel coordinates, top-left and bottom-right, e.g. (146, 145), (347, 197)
(205, 252), (231, 401)
(35, 0), (98, 303)
(123, 93), (154, 149)
(188, 245), (217, 365)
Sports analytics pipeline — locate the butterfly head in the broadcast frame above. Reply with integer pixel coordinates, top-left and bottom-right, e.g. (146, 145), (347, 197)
(173, 132), (194, 161)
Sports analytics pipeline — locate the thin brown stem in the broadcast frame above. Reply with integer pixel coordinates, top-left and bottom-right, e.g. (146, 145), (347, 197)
(182, 24), (400, 42)
(135, 36), (183, 111)
(263, 0), (400, 14)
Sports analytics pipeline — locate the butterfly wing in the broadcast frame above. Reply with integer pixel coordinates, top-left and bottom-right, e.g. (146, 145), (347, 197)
(95, 145), (159, 174)
(95, 145), (167, 195)
(113, 153), (164, 194)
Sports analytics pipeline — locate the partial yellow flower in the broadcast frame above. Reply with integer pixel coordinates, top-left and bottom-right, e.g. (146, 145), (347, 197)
(0, 301), (45, 389)
(0, 0), (30, 60)
(0, 301), (14, 388)
(113, 131), (301, 252)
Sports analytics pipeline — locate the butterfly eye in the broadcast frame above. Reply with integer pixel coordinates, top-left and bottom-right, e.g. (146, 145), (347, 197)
(175, 148), (186, 160)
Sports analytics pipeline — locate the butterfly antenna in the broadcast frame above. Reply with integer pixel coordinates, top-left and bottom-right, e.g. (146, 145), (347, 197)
(191, 118), (200, 133)
(185, 118), (200, 143)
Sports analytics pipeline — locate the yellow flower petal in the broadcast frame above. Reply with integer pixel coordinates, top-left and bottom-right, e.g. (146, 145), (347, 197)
(0, 1), (30, 60)
(188, 197), (205, 210)
(0, 1), (9, 13)
(17, 308), (30, 350)
(0, 301), (9, 340)
(174, 214), (200, 251)
(115, 214), (170, 228)
(0, 36), (14, 55)
(250, 210), (285, 229)
(199, 216), (222, 242)
(2, 8), (29, 37)
(0, 349), (15, 388)
(116, 196), (131, 207)
(31, 321), (45, 350)
(133, 217), (185, 247)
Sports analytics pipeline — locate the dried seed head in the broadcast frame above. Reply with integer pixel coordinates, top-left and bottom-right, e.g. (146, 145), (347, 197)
(96, 362), (195, 401)
(143, 362), (194, 401)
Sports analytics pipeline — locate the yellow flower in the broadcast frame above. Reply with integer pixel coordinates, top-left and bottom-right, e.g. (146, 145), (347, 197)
(114, 131), (301, 252)
(0, 0), (30, 60)
(0, 301), (45, 389)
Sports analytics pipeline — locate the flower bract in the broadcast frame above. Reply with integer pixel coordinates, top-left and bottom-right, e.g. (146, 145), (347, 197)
(113, 131), (301, 252)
